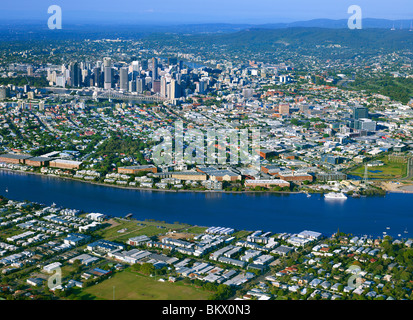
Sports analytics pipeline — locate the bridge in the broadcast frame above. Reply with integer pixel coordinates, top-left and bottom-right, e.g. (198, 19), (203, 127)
(95, 91), (168, 103)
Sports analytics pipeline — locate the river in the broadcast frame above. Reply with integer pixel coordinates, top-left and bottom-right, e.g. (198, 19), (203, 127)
(1, 169), (412, 238)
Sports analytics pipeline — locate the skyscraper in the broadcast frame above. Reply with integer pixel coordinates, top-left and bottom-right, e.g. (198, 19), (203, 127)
(353, 106), (368, 120)
(141, 59), (148, 70)
(131, 61), (140, 72)
(152, 57), (158, 80)
(160, 76), (167, 98)
(136, 78), (143, 94)
(169, 79), (179, 100)
(103, 57), (111, 68)
(152, 80), (161, 93)
(93, 67), (102, 87)
(69, 62), (80, 87)
(103, 57), (112, 90)
(120, 67), (128, 91)
(196, 80), (207, 94)
(129, 80), (136, 92)
(27, 66), (33, 76)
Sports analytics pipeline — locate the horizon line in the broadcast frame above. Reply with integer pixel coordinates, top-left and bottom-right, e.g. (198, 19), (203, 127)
(0, 17), (412, 26)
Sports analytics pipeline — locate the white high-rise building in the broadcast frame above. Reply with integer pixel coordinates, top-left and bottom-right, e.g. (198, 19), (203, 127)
(169, 79), (179, 100)
(103, 57), (112, 90)
(160, 76), (168, 98)
(132, 61), (140, 72)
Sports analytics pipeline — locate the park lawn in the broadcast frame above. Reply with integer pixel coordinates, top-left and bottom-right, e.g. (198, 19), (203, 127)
(108, 225), (172, 242)
(232, 230), (252, 239)
(349, 157), (407, 180)
(137, 219), (191, 231)
(185, 226), (208, 234)
(79, 269), (212, 300)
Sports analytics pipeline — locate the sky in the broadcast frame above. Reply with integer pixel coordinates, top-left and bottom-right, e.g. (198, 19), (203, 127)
(0, 0), (412, 24)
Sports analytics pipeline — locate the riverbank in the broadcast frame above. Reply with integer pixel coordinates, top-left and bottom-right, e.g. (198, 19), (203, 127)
(1, 167), (410, 198)
(379, 181), (413, 194)
(0, 167), (303, 195)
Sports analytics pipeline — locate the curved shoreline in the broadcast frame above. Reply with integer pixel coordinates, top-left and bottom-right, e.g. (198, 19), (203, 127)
(2, 167), (413, 196)
(0, 167), (303, 195)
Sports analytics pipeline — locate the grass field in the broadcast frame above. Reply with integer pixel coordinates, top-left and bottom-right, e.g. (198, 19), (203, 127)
(232, 230), (252, 239)
(348, 156), (407, 180)
(94, 218), (190, 242)
(78, 269), (212, 300)
(184, 226), (208, 234)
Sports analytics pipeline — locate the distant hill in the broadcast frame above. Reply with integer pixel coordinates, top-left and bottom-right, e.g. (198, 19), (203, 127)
(0, 18), (411, 41)
(143, 27), (413, 56)
(260, 18), (412, 30)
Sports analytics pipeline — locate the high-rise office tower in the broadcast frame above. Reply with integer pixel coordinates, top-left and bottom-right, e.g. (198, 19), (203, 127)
(103, 57), (111, 67)
(81, 69), (89, 86)
(141, 59), (148, 70)
(103, 57), (112, 90)
(104, 67), (112, 89)
(353, 106), (368, 120)
(196, 80), (207, 94)
(278, 104), (290, 115)
(136, 78), (143, 94)
(69, 62), (80, 87)
(152, 57), (158, 80)
(93, 67), (101, 87)
(132, 61), (140, 72)
(152, 80), (161, 93)
(160, 76), (167, 98)
(120, 67), (128, 91)
(145, 76), (152, 90)
(129, 80), (136, 92)
(169, 79), (179, 100)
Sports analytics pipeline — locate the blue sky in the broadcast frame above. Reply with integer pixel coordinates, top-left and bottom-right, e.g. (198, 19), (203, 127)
(1, 0), (412, 24)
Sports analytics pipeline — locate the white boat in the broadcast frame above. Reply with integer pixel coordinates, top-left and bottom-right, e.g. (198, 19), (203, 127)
(324, 192), (347, 200)
(5, 188), (8, 193)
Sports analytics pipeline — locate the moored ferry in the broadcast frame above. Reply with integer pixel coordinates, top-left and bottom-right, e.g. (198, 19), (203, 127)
(324, 192), (347, 200)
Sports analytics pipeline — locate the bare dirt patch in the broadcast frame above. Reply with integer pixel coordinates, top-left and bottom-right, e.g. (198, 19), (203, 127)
(106, 218), (121, 228)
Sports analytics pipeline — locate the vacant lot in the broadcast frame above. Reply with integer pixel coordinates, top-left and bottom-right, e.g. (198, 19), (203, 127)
(184, 226), (208, 234)
(79, 269), (212, 300)
(94, 218), (190, 242)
